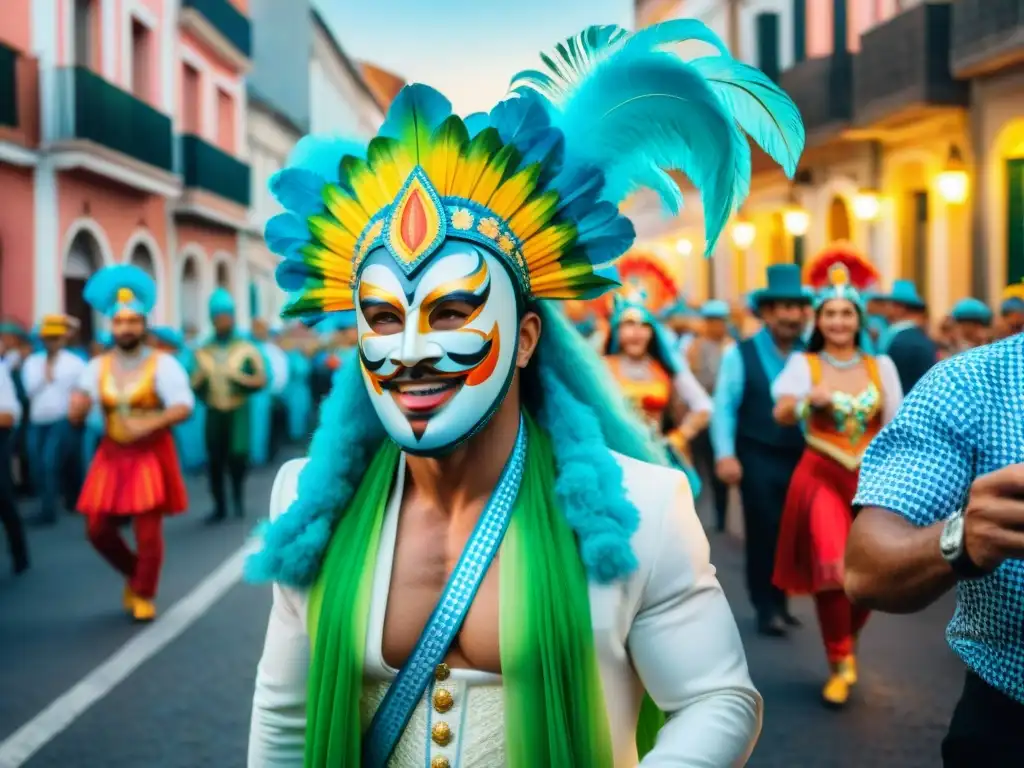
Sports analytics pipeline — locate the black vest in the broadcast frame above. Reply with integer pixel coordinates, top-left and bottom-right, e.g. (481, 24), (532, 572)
(735, 338), (805, 452)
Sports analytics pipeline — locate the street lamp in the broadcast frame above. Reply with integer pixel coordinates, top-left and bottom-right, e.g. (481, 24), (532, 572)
(730, 219), (756, 250)
(675, 237), (694, 257)
(783, 205), (810, 236)
(936, 145), (969, 205)
(853, 189), (881, 221)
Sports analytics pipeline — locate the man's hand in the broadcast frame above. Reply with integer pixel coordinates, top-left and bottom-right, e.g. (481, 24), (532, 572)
(715, 456), (743, 485)
(962, 463), (1024, 571)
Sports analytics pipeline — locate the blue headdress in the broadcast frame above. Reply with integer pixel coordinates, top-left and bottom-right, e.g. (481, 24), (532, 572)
(150, 326), (184, 349)
(247, 20), (804, 588)
(83, 264), (156, 318)
(208, 288), (235, 319)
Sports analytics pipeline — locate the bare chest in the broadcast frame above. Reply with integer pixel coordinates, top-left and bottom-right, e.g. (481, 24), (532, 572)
(380, 498), (501, 675)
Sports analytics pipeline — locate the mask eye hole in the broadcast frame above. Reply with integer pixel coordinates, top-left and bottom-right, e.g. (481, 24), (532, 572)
(429, 300), (475, 331)
(363, 304), (404, 335)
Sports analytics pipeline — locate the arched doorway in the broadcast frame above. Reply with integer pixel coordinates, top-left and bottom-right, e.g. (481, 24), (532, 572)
(129, 244), (156, 280)
(215, 261), (231, 289)
(65, 231), (101, 343)
(180, 256), (201, 334)
(828, 196), (852, 242)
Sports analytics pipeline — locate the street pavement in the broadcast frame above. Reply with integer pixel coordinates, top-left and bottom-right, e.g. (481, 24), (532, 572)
(0, 462), (964, 767)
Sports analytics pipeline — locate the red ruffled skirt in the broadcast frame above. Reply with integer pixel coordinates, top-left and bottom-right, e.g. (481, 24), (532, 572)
(77, 429), (188, 517)
(773, 448), (859, 595)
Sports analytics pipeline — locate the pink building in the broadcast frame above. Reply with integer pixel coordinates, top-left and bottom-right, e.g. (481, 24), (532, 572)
(0, 0), (252, 339)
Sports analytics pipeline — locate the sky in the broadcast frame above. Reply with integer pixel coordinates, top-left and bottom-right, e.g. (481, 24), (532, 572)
(313, 0), (635, 114)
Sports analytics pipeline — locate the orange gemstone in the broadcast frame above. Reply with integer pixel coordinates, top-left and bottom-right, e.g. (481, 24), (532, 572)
(400, 188), (429, 252)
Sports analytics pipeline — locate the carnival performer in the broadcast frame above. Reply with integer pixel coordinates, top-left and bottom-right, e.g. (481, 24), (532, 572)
(82, 331), (112, 470)
(948, 298), (993, 353)
(0, 358), (28, 574)
(602, 252), (710, 497)
(246, 19), (805, 768)
(712, 264), (809, 636)
(248, 318), (276, 467)
(192, 290), (267, 523)
(68, 266), (194, 622)
(877, 279), (936, 393)
(770, 244), (903, 706)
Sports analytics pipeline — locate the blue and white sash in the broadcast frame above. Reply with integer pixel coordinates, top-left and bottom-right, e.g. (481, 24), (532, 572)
(362, 418), (528, 768)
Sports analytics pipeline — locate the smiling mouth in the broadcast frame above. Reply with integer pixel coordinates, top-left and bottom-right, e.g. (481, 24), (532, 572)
(386, 376), (465, 418)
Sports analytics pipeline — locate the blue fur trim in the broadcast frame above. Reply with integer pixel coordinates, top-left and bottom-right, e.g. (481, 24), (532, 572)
(244, 350), (385, 587)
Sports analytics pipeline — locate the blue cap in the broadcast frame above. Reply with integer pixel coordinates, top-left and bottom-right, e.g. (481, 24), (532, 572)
(950, 298), (992, 325)
(700, 299), (730, 319)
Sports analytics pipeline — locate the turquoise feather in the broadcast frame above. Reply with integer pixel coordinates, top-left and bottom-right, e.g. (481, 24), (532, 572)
(287, 135), (365, 182)
(268, 168), (327, 218)
(377, 84), (451, 158)
(690, 56), (805, 178)
(265, 212), (311, 257)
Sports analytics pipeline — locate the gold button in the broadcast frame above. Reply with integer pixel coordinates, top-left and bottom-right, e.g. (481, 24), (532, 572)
(431, 721), (452, 746)
(434, 663), (450, 681)
(433, 688), (454, 713)
(431, 757), (450, 768)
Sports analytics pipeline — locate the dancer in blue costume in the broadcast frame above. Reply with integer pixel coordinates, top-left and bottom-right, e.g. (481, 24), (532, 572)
(82, 331), (112, 470)
(247, 20), (804, 767)
(282, 330), (313, 442)
(247, 320), (274, 467)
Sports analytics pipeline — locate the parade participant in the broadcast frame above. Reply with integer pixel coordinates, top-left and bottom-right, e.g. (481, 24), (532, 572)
(877, 279), (936, 392)
(247, 319), (276, 467)
(149, 326), (204, 471)
(264, 325), (292, 459)
(712, 264), (809, 636)
(192, 290), (267, 522)
(247, 19), (804, 766)
(0, 320), (29, 368)
(281, 328), (313, 442)
(1, 321), (33, 493)
(82, 331), (112, 470)
(0, 359), (28, 574)
(999, 296), (1024, 338)
(659, 298), (697, 353)
(689, 299), (733, 532)
(770, 245), (903, 706)
(846, 333), (1024, 766)
(603, 281), (711, 497)
(21, 314), (86, 526)
(862, 291), (888, 354)
(68, 265), (194, 622)
(948, 298), (993, 353)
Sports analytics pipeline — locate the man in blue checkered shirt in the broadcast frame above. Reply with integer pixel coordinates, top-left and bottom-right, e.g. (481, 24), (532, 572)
(846, 333), (1024, 767)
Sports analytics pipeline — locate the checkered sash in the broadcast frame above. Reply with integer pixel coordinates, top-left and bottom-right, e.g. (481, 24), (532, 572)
(362, 418), (528, 767)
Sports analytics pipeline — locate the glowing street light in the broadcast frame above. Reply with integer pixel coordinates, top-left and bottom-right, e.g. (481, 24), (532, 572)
(936, 145), (969, 205)
(731, 219), (756, 250)
(852, 189), (881, 221)
(675, 237), (694, 257)
(783, 206), (810, 236)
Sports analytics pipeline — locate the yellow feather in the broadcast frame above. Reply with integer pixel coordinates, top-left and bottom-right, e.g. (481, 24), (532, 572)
(469, 144), (517, 204)
(449, 129), (501, 198)
(522, 223), (576, 270)
(308, 217), (357, 260)
(324, 188), (372, 237)
(508, 191), (559, 240)
(347, 163), (390, 213)
(367, 141), (411, 200)
(487, 163), (541, 220)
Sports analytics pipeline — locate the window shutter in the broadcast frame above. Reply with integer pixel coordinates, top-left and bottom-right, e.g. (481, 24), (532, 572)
(756, 13), (780, 82)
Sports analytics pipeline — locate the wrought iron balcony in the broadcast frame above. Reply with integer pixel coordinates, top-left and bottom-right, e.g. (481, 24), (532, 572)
(182, 0), (251, 60)
(853, 2), (966, 128)
(952, 0), (1024, 78)
(53, 67), (173, 171)
(179, 134), (251, 207)
(779, 53), (853, 145)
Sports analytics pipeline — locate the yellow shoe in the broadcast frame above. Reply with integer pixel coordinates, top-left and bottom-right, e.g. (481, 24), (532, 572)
(840, 655), (858, 686)
(822, 672), (850, 707)
(132, 598), (157, 622)
(123, 585), (136, 613)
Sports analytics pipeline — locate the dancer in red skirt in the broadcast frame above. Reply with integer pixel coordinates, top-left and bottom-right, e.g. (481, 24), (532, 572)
(68, 265), (194, 622)
(770, 243), (904, 707)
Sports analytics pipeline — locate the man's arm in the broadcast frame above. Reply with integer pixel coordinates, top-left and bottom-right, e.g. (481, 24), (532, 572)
(19, 355), (44, 398)
(68, 358), (100, 425)
(629, 479), (761, 766)
(709, 345), (744, 460)
(846, 364), (976, 612)
(153, 354), (196, 429)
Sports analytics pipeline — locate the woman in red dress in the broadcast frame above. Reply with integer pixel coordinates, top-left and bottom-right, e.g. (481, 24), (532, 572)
(69, 265), (194, 621)
(770, 244), (904, 707)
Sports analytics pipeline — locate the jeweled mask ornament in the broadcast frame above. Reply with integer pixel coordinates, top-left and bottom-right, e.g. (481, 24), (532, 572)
(356, 241), (520, 454)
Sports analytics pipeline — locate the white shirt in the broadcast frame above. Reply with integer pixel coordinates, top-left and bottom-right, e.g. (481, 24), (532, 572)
(76, 350), (196, 411)
(264, 343), (290, 396)
(249, 453), (762, 767)
(3, 349), (22, 369)
(673, 365), (712, 415)
(0, 362), (22, 424)
(20, 349), (87, 424)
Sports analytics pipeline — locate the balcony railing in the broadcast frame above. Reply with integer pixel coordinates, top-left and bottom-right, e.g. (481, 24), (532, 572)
(779, 54), (852, 143)
(853, 3), (967, 127)
(54, 67), (173, 171)
(952, 0), (1024, 77)
(179, 134), (251, 207)
(0, 43), (39, 148)
(183, 0), (252, 58)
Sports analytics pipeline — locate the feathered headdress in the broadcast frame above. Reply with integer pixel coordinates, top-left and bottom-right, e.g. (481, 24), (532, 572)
(804, 241), (879, 309)
(266, 20), (804, 325)
(83, 264), (156, 318)
(615, 250), (680, 315)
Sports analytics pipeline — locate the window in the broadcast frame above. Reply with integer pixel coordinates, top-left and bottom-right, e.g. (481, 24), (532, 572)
(181, 63), (201, 134)
(792, 0), (806, 63)
(73, 0), (96, 69)
(756, 13), (780, 82)
(1007, 159), (1024, 285)
(130, 19), (152, 102)
(216, 87), (235, 153)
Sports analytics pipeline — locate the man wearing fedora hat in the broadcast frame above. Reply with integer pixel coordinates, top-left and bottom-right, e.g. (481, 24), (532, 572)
(878, 279), (937, 393)
(712, 264), (810, 635)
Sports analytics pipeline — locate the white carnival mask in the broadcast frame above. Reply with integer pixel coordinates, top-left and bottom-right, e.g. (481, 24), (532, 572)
(355, 240), (521, 455)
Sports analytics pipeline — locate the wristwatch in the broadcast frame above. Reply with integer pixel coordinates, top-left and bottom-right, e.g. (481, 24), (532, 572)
(939, 508), (989, 579)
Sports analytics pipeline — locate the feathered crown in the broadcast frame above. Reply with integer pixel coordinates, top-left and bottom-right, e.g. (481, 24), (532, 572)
(614, 250), (680, 315)
(804, 241), (879, 309)
(266, 21), (804, 325)
(83, 264), (156, 318)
